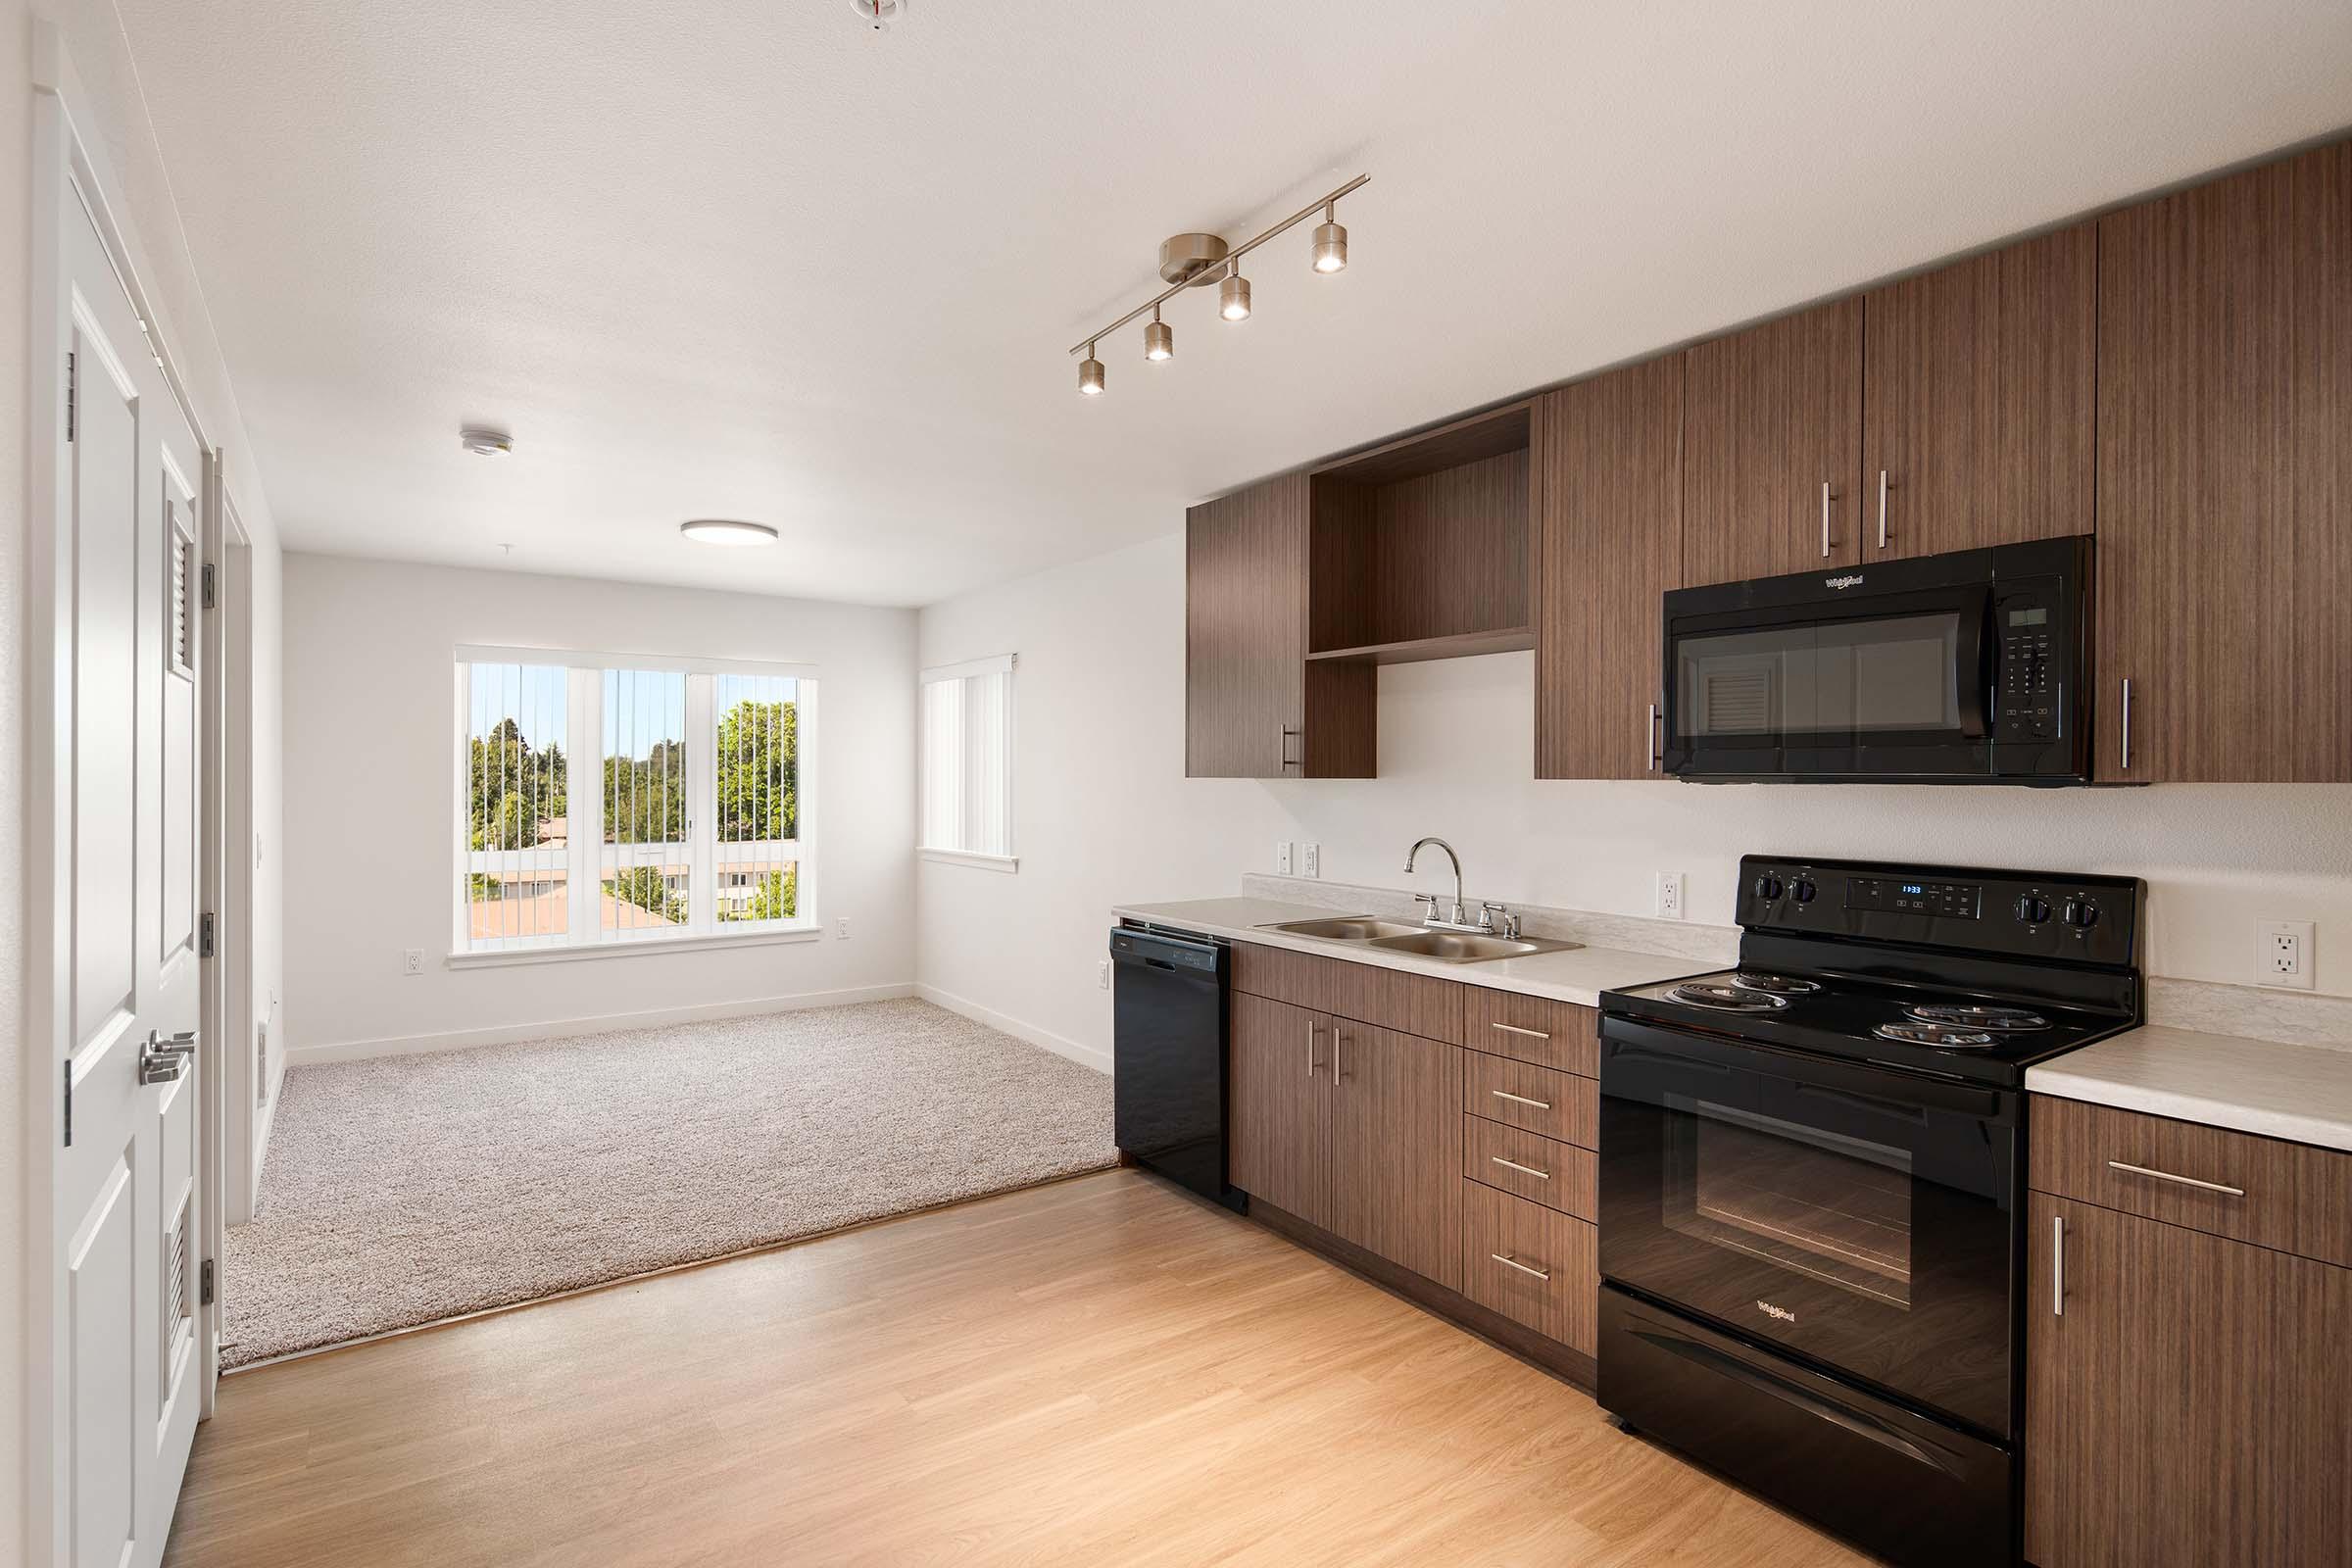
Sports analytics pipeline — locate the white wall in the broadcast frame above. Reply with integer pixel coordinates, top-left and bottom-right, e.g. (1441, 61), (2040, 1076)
(917, 531), (2352, 1061)
(9, 3), (289, 1546)
(280, 554), (918, 1056)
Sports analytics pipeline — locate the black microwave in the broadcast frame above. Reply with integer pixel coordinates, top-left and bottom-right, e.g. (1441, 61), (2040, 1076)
(1661, 535), (2092, 784)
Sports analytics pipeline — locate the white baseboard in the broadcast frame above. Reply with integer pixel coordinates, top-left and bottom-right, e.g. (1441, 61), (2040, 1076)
(285, 983), (920, 1066)
(917, 984), (1112, 1075)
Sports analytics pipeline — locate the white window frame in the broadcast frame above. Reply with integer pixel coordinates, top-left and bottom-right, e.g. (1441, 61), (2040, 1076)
(919, 653), (1017, 873)
(449, 644), (822, 965)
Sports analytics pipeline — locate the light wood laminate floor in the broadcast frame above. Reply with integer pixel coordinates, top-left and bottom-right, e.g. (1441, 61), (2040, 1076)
(165, 1169), (1868, 1567)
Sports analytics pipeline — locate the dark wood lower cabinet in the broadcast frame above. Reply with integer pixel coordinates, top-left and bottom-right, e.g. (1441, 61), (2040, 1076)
(2025, 1193), (2352, 1567)
(1459, 1180), (1597, 1355)
(1227, 994), (1328, 1228)
(1327, 1020), (1462, 1292)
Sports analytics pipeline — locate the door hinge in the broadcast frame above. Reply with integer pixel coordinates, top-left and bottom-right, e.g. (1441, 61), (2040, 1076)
(65, 350), (76, 443)
(63, 1059), (74, 1147)
(200, 1259), (217, 1307)
(200, 911), (217, 959)
(202, 562), (217, 611)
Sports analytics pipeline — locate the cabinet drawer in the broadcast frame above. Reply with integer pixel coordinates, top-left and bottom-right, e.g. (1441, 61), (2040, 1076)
(2029, 1096), (2352, 1270)
(1463, 988), (1597, 1076)
(1464, 1052), (1596, 1150)
(1328, 961), (1464, 1045)
(1463, 1115), (1595, 1221)
(1231, 942), (1336, 1012)
(1461, 1181), (1596, 1353)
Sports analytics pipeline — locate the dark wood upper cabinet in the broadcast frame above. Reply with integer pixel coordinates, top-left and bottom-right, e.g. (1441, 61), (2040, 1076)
(2025, 1193), (2352, 1567)
(1184, 474), (1373, 778)
(1534, 359), (1684, 779)
(1680, 296), (1863, 584)
(1861, 223), (2096, 561)
(2094, 140), (2352, 782)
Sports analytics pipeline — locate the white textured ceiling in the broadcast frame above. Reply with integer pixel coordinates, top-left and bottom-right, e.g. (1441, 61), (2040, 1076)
(112, 0), (2352, 607)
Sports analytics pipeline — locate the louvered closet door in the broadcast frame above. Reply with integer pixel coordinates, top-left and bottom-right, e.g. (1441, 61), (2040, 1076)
(52, 185), (207, 1568)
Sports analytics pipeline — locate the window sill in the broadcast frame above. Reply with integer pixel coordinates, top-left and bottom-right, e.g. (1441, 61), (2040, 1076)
(448, 925), (824, 969)
(919, 849), (1019, 874)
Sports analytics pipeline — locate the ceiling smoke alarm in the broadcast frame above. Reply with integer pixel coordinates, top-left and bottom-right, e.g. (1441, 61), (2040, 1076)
(459, 425), (514, 457)
(851, 0), (906, 29)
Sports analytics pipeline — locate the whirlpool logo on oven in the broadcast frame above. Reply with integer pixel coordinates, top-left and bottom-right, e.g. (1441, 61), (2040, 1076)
(1756, 1298), (1798, 1323)
(1825, 573), (1865, 591)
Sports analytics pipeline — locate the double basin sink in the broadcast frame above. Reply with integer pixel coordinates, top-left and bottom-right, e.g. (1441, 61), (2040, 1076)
(1255, 916), (1582, 966)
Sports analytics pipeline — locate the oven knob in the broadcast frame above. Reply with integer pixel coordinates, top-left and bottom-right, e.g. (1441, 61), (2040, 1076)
(1752, 874), (1784, 902)
(2015, 895), (2052, 925)
(1791, 879), (1817, 905)
(2062, 900), (2100, 929)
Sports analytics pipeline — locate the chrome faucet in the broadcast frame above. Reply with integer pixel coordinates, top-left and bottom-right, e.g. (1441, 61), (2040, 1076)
(1404, 838), (1523, 937)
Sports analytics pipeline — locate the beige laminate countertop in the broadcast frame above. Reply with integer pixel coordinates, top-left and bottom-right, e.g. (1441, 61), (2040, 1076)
(2025, 1024), (2352, 1153)
(1112, 896), (1706, 1009)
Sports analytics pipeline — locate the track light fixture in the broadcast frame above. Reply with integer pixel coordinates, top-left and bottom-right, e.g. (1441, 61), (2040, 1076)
(1219, 266), (1251, 322)
(1067, 172), (1366, 394)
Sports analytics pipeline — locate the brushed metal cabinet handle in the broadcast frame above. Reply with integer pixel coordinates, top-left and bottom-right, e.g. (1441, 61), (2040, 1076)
(1490, 1089), (1552, 1110)
(1492, 1252), (1551, 1282)
(2120, 679), (2132, 772)
(1304, 1019), (1318, 1078)
(2052, 1213), (2065, 1317)
(1645, 702), (1658, 772)
(1491, 1155), (1552, 1181)
(1278, 724), (1302, 772)
(1820, 480), (1833, 558)
(1491, 1022), (1551, 1041)
(2107, 1158), (2244, 1197)
(1876, 468), (1889, 550)
(1333, 1027), (1346, 1087)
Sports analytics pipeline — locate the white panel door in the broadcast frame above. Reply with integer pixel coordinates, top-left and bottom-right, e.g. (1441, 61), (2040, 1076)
(54, 186), (206, 1568)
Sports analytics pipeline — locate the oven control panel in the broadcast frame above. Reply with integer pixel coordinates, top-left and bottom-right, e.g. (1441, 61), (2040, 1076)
(1739, 857), (2140, 964)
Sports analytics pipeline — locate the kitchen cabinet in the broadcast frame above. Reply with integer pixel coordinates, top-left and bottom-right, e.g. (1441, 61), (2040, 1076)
(2093, 139), (2352, 782)
(1184, 474), (1373, 779)
(1860, 224), (2096, 561)
(1680, 296), (1863, 584)
(1533, 359), (1684, 779)
(1228, 993), (1330, 1226)
(2025, 1192), (2352, 1567)
(1459, 1180), (1597, 1353)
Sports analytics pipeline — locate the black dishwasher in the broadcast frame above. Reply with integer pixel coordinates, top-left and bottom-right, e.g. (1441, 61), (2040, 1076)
(1110, 926), (1242, 1211)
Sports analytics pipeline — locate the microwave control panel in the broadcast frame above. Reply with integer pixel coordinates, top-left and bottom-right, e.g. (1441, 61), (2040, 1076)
(1993, 584), (2066, 744)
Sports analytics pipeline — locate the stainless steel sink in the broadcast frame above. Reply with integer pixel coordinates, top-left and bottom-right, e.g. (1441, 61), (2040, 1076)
(1257, 916), (1427, 942)
(1254, 916), (1580, 964)
(1364, 930), (1580, 963)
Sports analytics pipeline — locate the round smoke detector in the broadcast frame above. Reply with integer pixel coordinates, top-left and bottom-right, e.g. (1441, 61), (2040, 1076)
(1158, 232), (1232, 287)
(850, 0), (906, 27)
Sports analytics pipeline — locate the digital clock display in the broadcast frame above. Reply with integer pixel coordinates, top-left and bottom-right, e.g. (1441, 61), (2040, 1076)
(1901, 883), (1925, 895)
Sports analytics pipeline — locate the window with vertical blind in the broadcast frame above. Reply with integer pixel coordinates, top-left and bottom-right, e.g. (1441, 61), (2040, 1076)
(920, 654), (1015, 870)
(454, 647), (816, 957)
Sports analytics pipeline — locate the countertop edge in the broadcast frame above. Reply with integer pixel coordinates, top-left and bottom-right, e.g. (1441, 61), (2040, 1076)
(2025, 1034), (2352, 1155)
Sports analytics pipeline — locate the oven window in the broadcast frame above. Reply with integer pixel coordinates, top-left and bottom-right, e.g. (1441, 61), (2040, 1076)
(1664, 1097), (1914, 1309)
(1677, 612), (1963, 742)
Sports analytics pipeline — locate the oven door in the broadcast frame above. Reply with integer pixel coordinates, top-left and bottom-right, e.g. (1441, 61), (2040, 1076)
(1597, 1017), (2020, 1437)
(1664, 584), (1994, 778)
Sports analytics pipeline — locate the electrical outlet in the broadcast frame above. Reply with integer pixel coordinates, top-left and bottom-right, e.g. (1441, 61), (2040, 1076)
(1097, 957), (1110, 990)
(2257, 919), (2315, 990)
(835, 917), (851, 941)
(1302, 843), (1321, 879)
(402, 948), (423, 976)
(1275, 841), (1294, 876)
(1657, 871), (1686, 920)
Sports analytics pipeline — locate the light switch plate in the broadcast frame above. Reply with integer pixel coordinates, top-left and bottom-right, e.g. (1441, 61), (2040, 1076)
(1097, 957), (1110, 990)
(835, 917), (851, 941)
(1302, 843), (1321, 879)
(1275, 841), (1294, 876)
(2257, 919), (2315, 990)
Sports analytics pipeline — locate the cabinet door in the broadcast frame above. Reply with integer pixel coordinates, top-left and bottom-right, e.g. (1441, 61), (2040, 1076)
(1861, 224), (2095, 561)
(2095, 141), (2352, 782)
(1326, 1021), (1463, 1292)
(1681, 297), (1863, 584)
(2025, 1194), (2352, 1567)
(1227, 993), (1329, 1225)
(1534, 360), (1684, 779)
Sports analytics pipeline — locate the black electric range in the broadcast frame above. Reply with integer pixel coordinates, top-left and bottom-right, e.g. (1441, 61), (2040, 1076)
(1594, 856), (2143, 1568)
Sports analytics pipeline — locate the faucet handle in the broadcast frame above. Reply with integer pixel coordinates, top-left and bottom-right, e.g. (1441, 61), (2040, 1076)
(1481, 901), (1519, 938)
(1414, 893), (1440, 922)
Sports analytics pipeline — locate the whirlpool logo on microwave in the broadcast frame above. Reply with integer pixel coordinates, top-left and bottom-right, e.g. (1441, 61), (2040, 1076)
(1825, 573), (1865, 590)
(1756, 1299), (1798, 1323)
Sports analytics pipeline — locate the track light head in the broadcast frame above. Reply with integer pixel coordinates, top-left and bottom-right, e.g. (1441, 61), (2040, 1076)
(1078, 344), (1105, 395)
(1219, 268), (1252, 322)
(1311, 220), (1348, 273)
(1145, 306), (1173, 362)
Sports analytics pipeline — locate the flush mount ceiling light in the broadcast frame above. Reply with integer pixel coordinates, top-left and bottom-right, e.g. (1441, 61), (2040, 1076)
(459, 425), (513, 457)
(679, 518), (779, 547)
(1067, 172), (1365, 395)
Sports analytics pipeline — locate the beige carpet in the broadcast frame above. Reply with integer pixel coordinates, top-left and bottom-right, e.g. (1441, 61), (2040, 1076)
(222, 998), (1116, 1368)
